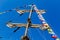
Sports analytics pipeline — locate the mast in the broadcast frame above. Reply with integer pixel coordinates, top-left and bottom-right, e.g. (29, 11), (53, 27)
(0, 4), (60, 40)
(21, 4), (33, 40)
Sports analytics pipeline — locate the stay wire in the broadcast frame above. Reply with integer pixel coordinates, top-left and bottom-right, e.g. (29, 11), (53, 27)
(36, 28), (47, 40)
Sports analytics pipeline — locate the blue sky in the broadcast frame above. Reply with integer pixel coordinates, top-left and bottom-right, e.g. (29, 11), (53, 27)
(0, 0), (60, 40)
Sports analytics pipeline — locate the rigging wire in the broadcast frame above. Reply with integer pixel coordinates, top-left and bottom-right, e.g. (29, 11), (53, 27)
(28, 28), (37, 40)
(28, 27), (47, 40)
(36, 28), (47, 40)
